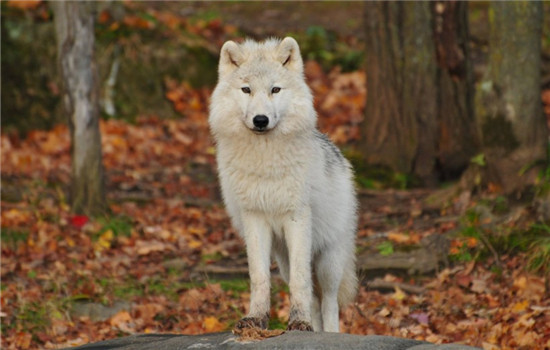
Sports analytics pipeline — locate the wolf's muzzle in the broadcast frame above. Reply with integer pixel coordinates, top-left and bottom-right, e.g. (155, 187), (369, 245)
(253, 115), (269, 130)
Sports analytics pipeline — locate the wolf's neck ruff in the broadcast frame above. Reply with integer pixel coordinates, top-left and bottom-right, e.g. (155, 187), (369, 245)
(216, 133), (315, 215)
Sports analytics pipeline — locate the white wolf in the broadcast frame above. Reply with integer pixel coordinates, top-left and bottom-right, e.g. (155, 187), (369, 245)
(209, 37), (357, 332)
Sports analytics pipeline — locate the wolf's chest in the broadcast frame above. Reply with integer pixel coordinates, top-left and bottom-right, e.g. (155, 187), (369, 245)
(219, 147), (310, 214)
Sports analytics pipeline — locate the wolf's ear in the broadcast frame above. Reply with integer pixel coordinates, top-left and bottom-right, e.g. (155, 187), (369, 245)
(219, 40), (244, 77)
(277, 37), (303, 72)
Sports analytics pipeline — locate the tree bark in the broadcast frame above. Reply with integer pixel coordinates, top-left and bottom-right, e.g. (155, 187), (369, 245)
(362, 2), (477, 185)
(434, 1), (479, 179)
(363, 2), (435, 180)
(52, 1), (107, 215)
(475, 1), (547, 193)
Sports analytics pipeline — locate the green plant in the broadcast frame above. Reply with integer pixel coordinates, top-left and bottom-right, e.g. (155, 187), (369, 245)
(376, 241), (394, 256)
(97, 215), (133, 238)
(218, 279), (249, 293)
(450, 210), (491, 263)
(453, 207), (550, 274)
(16, 302), (49, 332)
(523, 224), (550, 273)
(1, 228), (28, 248)
(470, 153), (486, 167)
(268, 317), (287, 330)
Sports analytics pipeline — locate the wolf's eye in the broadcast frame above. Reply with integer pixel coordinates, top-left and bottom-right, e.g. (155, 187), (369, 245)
(271, 87), (281, 94)
(241, 87), (251, 94)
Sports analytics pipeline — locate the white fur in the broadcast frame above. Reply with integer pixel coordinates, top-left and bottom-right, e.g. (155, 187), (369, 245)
(209, 37), (358, 332)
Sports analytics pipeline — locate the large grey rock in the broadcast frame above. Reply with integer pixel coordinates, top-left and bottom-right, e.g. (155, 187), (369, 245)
(65, 332), (481, 350)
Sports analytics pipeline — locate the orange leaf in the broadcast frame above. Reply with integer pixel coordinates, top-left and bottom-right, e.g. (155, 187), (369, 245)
(7, 0), (41, 10)
(123, 15), (155, 29)
(188, 239), (203, 249)
(188, 226), (207, 236)
(387, 232), (412, 244)
(14, 332), (32, 349)
(98, 9), (111, 24)
(466, 237), (478, 248)
(109, 310), (132, 327)
(511, 300), (529, 313)
(203, 316), (225, 332)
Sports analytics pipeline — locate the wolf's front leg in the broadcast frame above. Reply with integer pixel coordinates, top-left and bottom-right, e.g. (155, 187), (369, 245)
(284, 210), (314, 331)
(235, 213), (272, 331)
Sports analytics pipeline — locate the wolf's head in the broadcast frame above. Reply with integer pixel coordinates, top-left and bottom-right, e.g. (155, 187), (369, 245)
(209, 37), (315, 138)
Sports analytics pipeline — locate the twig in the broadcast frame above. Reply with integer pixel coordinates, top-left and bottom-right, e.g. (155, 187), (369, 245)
(477, 230), (502, 267)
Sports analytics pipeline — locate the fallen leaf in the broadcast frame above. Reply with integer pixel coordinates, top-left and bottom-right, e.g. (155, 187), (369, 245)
(233, 327), (284, 341)
(387, 232), (413, 244)
(71, 215), (89, 229)
(7, 0), (41, 10)
(391, 286), (406, 301)
(14, 331), (32, 349)
(203, 316), (225, 332)
(378, 307), (391, 317)
(410, 312), (429, 325)
(511, 300), (529, 313)
(135, 303), (164, 324)
(94, 229), (114, 252)
(136, 240), (170, 255)
(470, 278), (488, 294)
(109, 310), (135, 333)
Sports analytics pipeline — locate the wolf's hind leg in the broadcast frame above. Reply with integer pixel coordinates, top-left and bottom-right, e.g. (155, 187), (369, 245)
(311, 294), (322, 331)
(316, 247), (345, 332)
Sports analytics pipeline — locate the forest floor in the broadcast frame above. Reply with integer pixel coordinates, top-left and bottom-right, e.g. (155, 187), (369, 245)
(2, 62), (549, 350)
(2, 2), (550, 350)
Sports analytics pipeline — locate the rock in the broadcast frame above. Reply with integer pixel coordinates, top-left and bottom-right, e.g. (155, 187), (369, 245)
(70, 301), (132, 322)
(63, 331), (481, 350)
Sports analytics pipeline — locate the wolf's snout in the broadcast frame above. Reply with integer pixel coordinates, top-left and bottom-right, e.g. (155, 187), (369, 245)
(253, 115), (269, 129)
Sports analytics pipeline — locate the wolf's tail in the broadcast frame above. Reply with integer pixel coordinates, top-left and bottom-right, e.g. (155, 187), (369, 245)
(337, 257), (358, 306)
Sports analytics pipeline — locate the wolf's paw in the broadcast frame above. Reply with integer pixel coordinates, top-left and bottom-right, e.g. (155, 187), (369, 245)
(233, 314), (269, 333)
(287, 320), (313, 332)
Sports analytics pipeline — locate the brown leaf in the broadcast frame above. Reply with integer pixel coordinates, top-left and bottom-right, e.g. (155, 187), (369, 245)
(135, 303), (164, 324)
(233, 327), (285, 341)
(109, 311), (135, 333)
(136, 240), (172, 255)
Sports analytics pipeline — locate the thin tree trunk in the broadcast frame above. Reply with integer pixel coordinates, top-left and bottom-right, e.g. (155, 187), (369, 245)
(475, 1), (547, 193)
(52, 1), (107, 215)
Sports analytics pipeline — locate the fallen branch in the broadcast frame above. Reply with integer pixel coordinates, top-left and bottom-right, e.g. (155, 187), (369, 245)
(366, 278), (425, 294)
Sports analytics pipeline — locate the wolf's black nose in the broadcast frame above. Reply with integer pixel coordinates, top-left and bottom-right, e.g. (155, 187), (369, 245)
(253, 115), (269, 129)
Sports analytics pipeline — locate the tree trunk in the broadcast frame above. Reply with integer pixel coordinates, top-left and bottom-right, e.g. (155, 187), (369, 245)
(362, 2), (477, 186)
(475, 2), (547, 193)
(434, 1), (479, 179)
(52, 1), (107, 216)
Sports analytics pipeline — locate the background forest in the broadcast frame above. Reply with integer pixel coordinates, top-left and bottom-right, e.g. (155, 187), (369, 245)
(2, 1), (550, 349)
